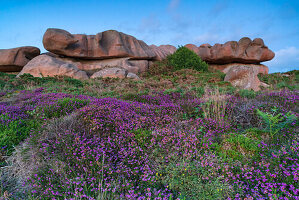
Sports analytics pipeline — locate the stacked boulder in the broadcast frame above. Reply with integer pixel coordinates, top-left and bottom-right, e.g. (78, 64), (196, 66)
(0, 28), (275, 90)
(0, 47), (40, 72)
(18, 28), (176, 80)
(185, 37), (275, 91)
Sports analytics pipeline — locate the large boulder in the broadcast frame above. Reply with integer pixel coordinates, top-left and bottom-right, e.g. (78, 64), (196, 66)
(149, 45), (177, 61)
(43, 28), (156, 59)
(185, 37), (275, 64)
(0, 46), (40, 72)
(224, 64), (267, 91)
(18, 54), (88, 80)
(45, 53), (148, 74)
(210, 63), (269, 75)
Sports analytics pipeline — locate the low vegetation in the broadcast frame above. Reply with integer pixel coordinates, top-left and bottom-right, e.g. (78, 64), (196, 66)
(0, 59), (298, 199)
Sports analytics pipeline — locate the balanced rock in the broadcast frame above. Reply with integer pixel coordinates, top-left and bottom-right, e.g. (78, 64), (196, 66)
(185, 37), (275, 64)
(18, 54), (88, 80)
(0, 46), (40, 72)
(43, 28), (156, 59)
(224, 64), (266, 91)
(149, 45), (177, 61)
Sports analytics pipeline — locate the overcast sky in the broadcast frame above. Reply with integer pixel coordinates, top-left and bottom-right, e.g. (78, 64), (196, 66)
(0, 0), (298, 73)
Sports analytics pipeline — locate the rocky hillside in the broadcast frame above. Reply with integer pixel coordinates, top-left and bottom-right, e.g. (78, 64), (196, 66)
(0, 31), (298, 198)
(0, 28), (275, 91)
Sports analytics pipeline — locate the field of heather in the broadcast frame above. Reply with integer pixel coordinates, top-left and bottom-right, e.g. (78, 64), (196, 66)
(0, 69), (298, 200)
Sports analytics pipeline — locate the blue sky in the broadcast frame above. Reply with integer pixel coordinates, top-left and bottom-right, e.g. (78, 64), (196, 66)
(0, 0), (298, 73)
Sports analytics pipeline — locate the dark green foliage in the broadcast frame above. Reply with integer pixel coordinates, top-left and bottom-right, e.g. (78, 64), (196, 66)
(18, 73), (57, 84)
(40, 97), (89, 118)
(258, 70), (299, 90)
(238, 89), (257, 98)
(158, 158), (233, 200)
(0, 72), (16, 90)
(212, 133), (261, 161)
(0, 73), (85, 92)
(63, 77), (84, 87)
(276, 81), (296, 90)
(256, 108), (297, 139)
(133, 129), (153, 149)
(182, 106), (202, 120)
(0, 80), (6, 90)
(218, 86), (236, 95)
(0, 72), (16, 78)
(190, 87), (205, 97)
(164, 87), (184, 95)
(167, 46), (209, 72)
(0, 115), (39, 156)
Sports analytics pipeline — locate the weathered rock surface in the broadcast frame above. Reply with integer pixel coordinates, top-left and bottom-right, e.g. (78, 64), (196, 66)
(126, 72), (140, 80)
(0, 46), (40, 72)
(44, 53), (148, 74)
(149, 45), (177, 61)
(90, 67), (128, 79)
(18, 55), (88, 80)
(224, 64), (266, 91)
(185, 44), (199, 54)
(210, 63), (269, 75)
(185, 37), (275, 64)
(43, 28), (156, 59)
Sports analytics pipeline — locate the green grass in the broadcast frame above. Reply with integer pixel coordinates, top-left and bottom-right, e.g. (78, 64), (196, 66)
(258, 70), (299, 90)
(0, 116), (40, 165)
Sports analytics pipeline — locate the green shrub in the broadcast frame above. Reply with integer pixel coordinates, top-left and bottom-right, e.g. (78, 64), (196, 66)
(167, 46), (208, 72)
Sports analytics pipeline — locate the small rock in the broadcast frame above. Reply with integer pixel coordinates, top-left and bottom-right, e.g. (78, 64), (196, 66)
(126, 72), (140, 80)
(91, 67), (127, 79)
(260, 82), (270, 88)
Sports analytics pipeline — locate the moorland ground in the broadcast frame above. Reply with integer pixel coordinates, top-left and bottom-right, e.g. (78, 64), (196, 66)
(0, 56), (298, 199)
